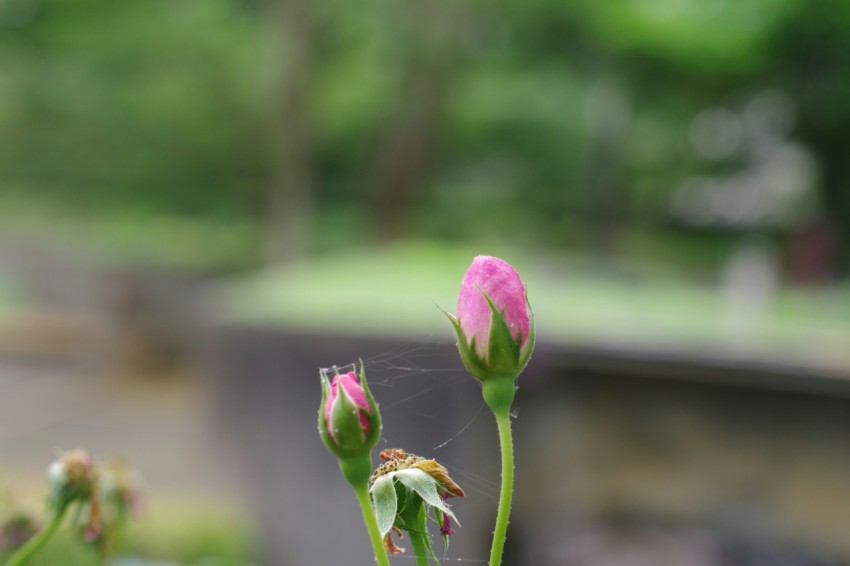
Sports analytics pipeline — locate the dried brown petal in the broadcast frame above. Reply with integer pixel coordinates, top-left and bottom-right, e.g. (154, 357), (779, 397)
(411, 460), (465, 498)
(378, 448), (408, 462)
(383, 527), (406, 555)
(61, 450), (98, 488)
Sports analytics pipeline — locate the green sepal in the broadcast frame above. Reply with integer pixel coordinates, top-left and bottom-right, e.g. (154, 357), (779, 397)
(442, 290), (534, 391)
(442, 309), (488, 381)
(517, 291), (535, 373)
(481, 291), (521, 376)
(317, 373), (334, 453)
(358, 360), (383, 451)
(329, 378), (368, 454)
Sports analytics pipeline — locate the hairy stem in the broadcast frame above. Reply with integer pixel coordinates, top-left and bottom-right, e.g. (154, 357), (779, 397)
(488, 410), (514, 566)
(5, 505), (67, 566)
(408, 529), (431, 566)
(353, 484), (392, 566)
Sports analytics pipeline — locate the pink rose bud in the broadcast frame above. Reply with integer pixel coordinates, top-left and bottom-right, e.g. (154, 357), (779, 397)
(446, 256), (534, 410)
(458, 256), (531, 359)
(324, 371), (371, 439)
(318, 363), (381, 461)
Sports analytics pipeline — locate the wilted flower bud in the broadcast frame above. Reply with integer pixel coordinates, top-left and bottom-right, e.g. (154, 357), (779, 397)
(370, 449), (464, 558)
(81, 499), (104, 545)
(318, 363), (381, 461)
(46, 450), (98, 512)
(100, 458), (143, 534)
(447, 255), (534, 379)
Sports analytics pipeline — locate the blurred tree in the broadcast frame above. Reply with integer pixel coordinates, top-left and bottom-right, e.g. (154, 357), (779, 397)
(366, 0), (458, 244)
(0, 0), (848, 273)
(0, 0), (265, 216)
(775, 0), (850, 272)
(264, 0), (315, 264)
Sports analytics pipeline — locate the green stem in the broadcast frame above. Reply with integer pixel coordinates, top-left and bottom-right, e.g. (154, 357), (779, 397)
(488, 410), (514, 566)
(353, 484), (392, 566)
(408, 530), (431, 566)
(90, 544), (106, 566)
(5, 506), (67, 566)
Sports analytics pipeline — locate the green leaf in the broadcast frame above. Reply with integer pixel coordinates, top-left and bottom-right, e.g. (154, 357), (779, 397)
(395, 469), (458, 525)
(371, 475), (398, 537)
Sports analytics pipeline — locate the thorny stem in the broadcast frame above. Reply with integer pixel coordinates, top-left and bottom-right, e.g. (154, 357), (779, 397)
(353, 484), (392, 566)
(488, 410), (514, 566)
(4, 505), (68, 566)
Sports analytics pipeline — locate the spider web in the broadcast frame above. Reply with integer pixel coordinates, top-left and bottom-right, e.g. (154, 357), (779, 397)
(335, 338), (510, 565)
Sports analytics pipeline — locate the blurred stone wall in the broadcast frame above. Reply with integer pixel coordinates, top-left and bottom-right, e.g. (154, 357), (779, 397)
(202, 327), (850, 565)
(516, 367), (850, 565)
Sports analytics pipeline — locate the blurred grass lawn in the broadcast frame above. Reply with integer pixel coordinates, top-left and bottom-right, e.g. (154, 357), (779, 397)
(217, 241), (850, 372)
(0, 207), (846, 371)
(0, 200), (261, 272)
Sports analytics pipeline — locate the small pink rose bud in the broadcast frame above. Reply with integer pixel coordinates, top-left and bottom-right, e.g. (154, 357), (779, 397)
(324, 371), (371, 439)
(447, 256), (534, 382)
(318, 363), (381, 465)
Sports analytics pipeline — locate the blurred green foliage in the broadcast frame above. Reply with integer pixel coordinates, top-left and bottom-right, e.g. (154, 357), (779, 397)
(1, 0), (849, 266)
(0, 0), (266, 217)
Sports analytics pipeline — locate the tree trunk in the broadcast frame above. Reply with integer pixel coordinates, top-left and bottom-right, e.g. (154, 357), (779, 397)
(367, 0), (456, 244)
(265, 0), (314, 265)
(581, 74), (632, 255)
(369, 68), (446, 244)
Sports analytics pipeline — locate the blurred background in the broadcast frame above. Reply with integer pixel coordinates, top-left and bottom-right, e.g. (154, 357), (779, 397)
(0, 0), (849, 564)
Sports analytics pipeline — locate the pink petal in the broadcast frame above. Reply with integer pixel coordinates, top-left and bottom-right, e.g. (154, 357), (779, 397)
(338, 371), (370, 411)
(324, 371), (371, 439)
(457, 256), (530, 358)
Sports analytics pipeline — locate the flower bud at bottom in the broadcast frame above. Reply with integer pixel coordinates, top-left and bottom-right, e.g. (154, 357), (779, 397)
(47, 450), (98, 511)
